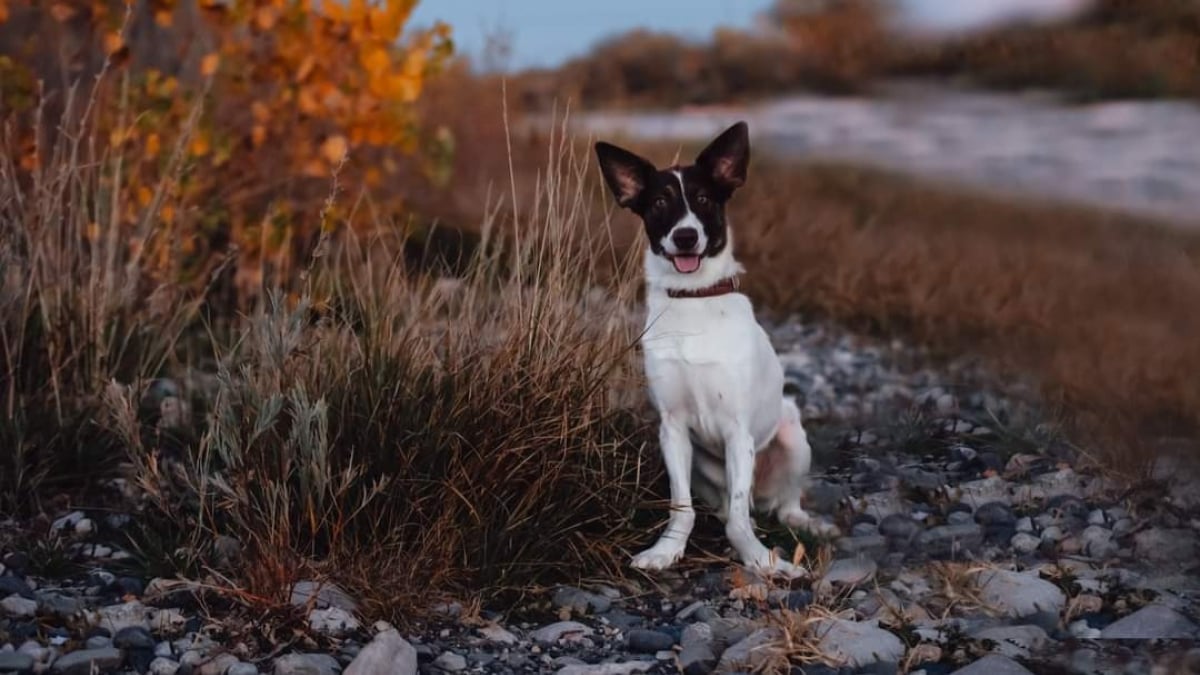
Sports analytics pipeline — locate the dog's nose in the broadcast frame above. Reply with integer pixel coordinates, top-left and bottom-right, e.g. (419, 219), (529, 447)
(671, 228), (699, 251)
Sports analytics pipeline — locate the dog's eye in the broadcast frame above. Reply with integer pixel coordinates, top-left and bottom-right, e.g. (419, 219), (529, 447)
(653, 196), (668, 210)
(695, 193), (709, 205)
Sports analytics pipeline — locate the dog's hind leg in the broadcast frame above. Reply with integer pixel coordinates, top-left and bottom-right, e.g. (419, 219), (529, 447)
(632, 417), (696, 571)
(725, 429), (802, 578)
(773, 397), (840, 538)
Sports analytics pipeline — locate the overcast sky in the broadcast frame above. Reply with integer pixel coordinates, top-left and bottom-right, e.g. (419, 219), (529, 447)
(410, 0), (1093, 71)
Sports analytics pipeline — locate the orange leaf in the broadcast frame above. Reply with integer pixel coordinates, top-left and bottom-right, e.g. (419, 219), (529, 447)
(103, 32), (125, 56)
(144, 133), (161, 160)
(254, 5), (278, 30)
(320, 135), (348, 165)
(189, 134), (210, 157)
(200, 52), (220, 77)
(154, 9), (172, 27)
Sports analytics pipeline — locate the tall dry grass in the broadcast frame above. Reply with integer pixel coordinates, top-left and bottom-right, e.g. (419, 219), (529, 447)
(2, 53), (670, 620)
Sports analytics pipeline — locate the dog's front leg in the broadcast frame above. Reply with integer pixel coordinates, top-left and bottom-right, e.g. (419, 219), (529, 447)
(724, 430), (802, 578)
(631, 418), (695, 571)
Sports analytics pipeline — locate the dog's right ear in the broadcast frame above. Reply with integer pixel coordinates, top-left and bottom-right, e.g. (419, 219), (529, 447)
(595, 142), (656, 209)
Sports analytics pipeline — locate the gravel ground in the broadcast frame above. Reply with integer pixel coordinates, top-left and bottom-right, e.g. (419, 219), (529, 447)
(3, 316), (1198, 675)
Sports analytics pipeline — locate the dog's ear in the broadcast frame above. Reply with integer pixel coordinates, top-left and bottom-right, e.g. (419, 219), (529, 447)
(695, 121), (750, 191)
(595, 141), (656, 208)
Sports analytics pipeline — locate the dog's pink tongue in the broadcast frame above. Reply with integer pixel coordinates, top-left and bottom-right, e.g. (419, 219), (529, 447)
(673, 255), (701, 273)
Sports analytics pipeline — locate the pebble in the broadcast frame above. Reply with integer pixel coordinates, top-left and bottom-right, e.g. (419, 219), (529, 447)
(717, 627), (783, 672)
(0, 653), (35, 673)
(532, 621), (593, 645)
(477, 623), (519, 644)
(918, 523), (983, 558)
(433, 651), (467, 672)
(228, 663), (259, 675)
(818, 557), (877, 594)
(950, 654), (1036, 675)
(1011, 532), (1040, 554)
(1, 594), (38, 618)
(343, 628), (416, 675)
(273, 653), (341, 675)
(113, 626), (156, 650)
(973, 624), (1050, 659)
(149, 657), (180, 675)
(974, 502), (1017, 527)
(553, 586), (612, 615)
(50, 511), (86, 533)
(812, 619), (905, 669)
(625, 629), (674, 653)
(1134, 528), (1198, 565)
(49, 648), (124, 675)
(308, 607), (359, 637)
(879, 513), (922, 542)
(1099, 604), (1200, 639)
(289, 581), (358, 612)
(972, 569), (1066, 630)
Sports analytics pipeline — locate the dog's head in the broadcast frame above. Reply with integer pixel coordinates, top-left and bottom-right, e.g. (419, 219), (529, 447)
(595, 121), (749, 277)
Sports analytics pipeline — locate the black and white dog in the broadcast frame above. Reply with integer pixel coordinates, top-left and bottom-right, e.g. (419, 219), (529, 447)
(596, 122), (829, 577)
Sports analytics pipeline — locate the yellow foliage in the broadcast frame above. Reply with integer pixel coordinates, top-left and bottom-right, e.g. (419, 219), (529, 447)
(1, 0), (454, 303)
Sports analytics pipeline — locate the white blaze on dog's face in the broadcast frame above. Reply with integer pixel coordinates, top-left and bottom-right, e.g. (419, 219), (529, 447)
(595, 122), (749, 276)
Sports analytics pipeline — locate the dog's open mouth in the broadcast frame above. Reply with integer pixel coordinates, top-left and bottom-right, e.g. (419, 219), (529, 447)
(671, 255), (701, 274)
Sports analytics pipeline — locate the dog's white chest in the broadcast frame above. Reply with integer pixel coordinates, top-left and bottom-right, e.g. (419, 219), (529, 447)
(641, 295), (782, 448)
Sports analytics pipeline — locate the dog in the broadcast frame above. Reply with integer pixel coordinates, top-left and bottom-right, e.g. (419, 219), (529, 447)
(595, 121), (830, 577)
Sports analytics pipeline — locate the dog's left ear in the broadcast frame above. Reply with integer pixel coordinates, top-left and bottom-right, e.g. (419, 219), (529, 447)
(595, 141), (656, 209)
(696, 121), (750, 191)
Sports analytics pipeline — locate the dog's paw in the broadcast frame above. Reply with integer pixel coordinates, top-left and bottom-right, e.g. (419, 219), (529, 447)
(630, 543), (685, 571)
(778, 504), (841, 539)
(742, 548), (808, 580)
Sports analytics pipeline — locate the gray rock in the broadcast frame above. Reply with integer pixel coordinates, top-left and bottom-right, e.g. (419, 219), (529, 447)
(85, 636), (112, 649)
(476, 624), (519, 645)
(113, 626), (156, 650)
(432, 652), (466, 672)
(532, 621), (593, 645)
(679, 623), (716, 675)
(38, 592), (85, 617)
(950, 655), (1035, 675)
(1015, 517), (1033, 533)
(289, 581), (357, 612)
(956, 477), (1012, 507)
(308, 607), (359, 637)
(972, 569), (1065, 630)
(148, 658), (180, 672)
(50, 648), (125, 675)
(198, 654), (241, 675)
(51, 511), (86, 533)
(344, 628), (416, 675)
(0, 576), (34, 599)
(1133, 528), (1198, 565)
(555, 663), (651, 675)
(552, 587), (611, 615)
(879, 514), (922, 543)
(674, 601), (706, 622)
(972, 625), (1050, 659)
(1099, 604), (1200, 639)
(1011, 533), (1040, 555)
(228, 663), (259, 675)
(1040, 526), (1064, 543)
(1079, 526), (1117, 559)
(706, 617), (755, 651)
(92, 601), (150, 632)
(812, 619), (905, 668)
(717, 627), (783, 672)
(273, 653), (341, 675)
(1, 594), (38, 618)
(0, 652), (35, 673)
(818, 557), (877, 594)
(974, 502), (1017, 527)
(626, 629), (674, 653)
(835, 535), (888, 559)
(918, 523), (983, 558)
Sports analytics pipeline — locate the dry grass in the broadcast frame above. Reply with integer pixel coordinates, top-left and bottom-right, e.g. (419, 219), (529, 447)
(727, 161), (1200, 472)
(0, 61), (674, 623)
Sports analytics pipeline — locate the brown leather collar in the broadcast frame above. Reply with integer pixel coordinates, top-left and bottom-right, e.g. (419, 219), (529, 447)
(666, 276), (741, 299)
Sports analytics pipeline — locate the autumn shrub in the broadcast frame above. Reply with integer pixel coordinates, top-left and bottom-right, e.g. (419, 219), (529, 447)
(0, 0), (453, 304)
